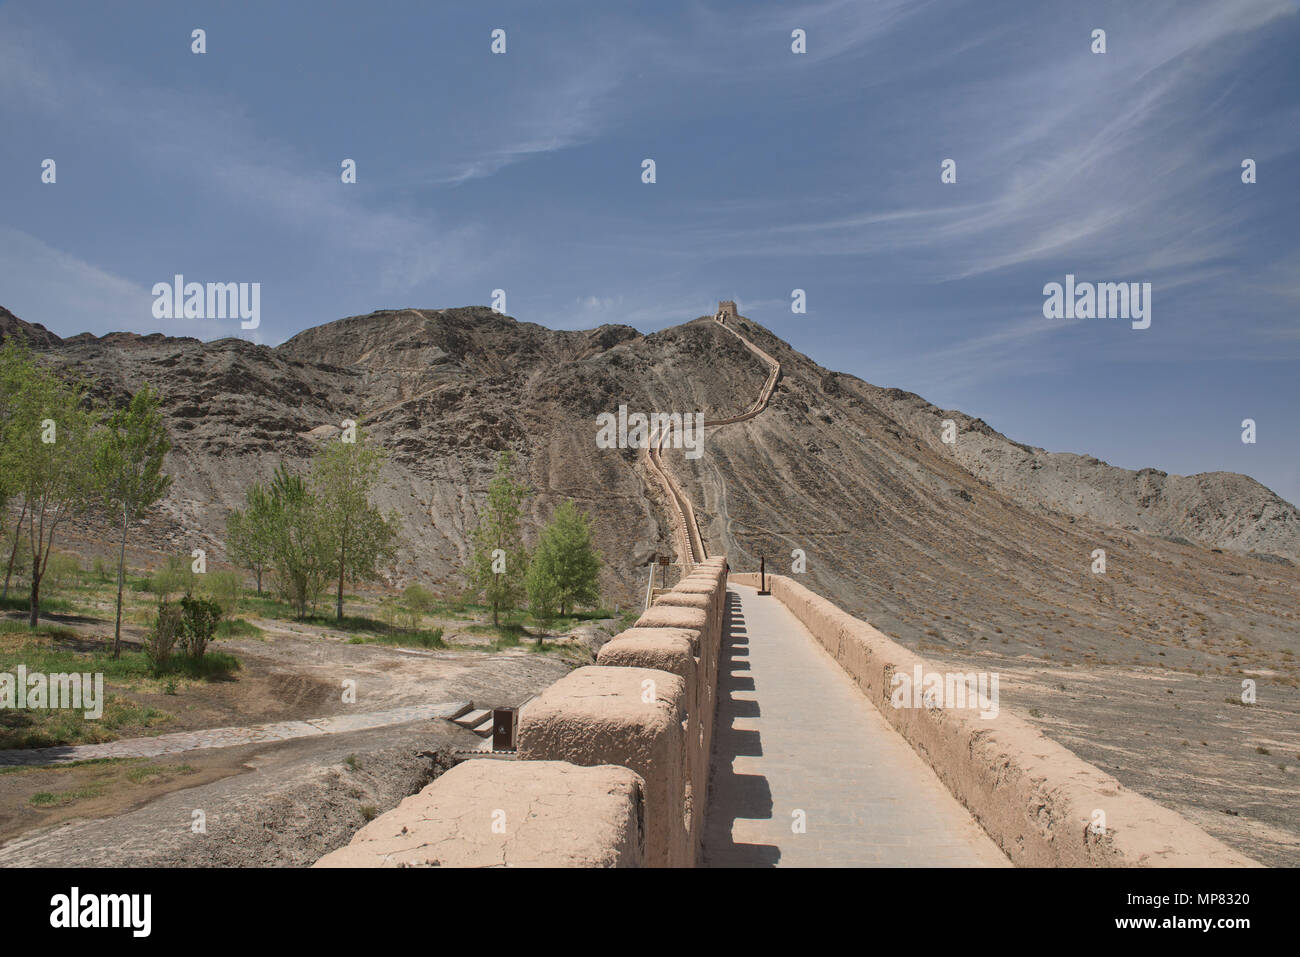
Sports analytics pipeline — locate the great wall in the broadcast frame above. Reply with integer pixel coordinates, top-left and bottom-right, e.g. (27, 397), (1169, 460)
(316, 303), (1259, 868)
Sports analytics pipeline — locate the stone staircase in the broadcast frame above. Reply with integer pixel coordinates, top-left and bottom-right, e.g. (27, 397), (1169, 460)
(445, 702), (494, 738)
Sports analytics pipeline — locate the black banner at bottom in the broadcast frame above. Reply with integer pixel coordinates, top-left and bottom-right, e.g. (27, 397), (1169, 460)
(3, 866), (1279, 944)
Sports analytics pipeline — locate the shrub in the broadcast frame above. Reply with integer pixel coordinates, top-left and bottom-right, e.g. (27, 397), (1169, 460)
(146, 602), (184, 674)
(402, 583), (436, 614)
(178, 595), (222, 660)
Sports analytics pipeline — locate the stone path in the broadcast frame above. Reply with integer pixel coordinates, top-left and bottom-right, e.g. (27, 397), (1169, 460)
(0, 700), (469, 767)
(704, 585), (1009, 866)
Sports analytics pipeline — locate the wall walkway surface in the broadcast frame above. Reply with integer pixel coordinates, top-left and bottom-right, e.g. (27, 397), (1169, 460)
(730, 572), (1260, 868)
(705, 585), (1008, 866)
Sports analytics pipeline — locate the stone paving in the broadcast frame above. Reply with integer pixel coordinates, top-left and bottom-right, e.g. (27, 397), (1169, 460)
(704, 585), (1009, 867)
(0, 700), (469, 767)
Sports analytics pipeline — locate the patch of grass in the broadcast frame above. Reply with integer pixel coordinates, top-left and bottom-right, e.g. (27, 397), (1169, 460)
(485, 624), (526, 651)
(28, 780), (107, 807)
(359, 804), (378, 822)
(0, 632), (240, 683)
(0, 693), (171, 750)
(0, 596), (74, 614)
(0, 633), (237, 749)
(467, 622), (528, 639)
(215, 617), (262, 638)
(124, 763), (195, 784)
(309, 613), (395, 633)
(0, 621), (80, 640)
(232, 595), (290, 619)
(518, 607), (620, 633)
(347, 627), (445, 649)
(0, 756), (135, 776)
(24, 761), (196, 807)
(159, 651), (242, 681)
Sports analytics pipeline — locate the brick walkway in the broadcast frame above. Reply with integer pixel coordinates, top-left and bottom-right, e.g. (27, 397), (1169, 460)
(704, 585), (1009, 867)
(0, 700), (469, 767)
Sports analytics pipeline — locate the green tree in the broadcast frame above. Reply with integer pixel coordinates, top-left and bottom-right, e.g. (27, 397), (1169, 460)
(225, 481), (275, 595)
(0, 342), (37, 600)
(266, 464), (330, 619)
(527, 499), (602, 623)
(467, 450), (531, 627)
(311, 427), (400, 621)
(5, 353), (98, 628)
(93, 384), (172, 657)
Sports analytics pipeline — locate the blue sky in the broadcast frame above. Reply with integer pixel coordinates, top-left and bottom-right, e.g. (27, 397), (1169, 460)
(2, 0), (1297, 504)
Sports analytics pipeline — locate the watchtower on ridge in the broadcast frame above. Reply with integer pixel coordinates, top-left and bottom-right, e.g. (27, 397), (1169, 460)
(715, 300), (738, 324)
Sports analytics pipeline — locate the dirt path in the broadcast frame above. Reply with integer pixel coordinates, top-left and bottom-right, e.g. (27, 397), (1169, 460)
(0, 700), (469, 766)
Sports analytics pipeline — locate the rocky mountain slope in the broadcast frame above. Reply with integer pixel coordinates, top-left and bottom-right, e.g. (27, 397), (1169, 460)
(2, 303), (1296, 604)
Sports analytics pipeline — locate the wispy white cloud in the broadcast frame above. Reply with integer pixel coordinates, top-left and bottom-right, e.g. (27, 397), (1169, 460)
(434, 60), (623, 186)
(675, 0), (1298, 290)
(0, 11), (481, 297)
(682, 0), (933, 70)
(0, 226), (218, 339)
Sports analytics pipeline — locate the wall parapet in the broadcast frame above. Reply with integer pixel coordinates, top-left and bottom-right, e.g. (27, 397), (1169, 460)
(731, 572), (1260, 868)
(313, 760), (646, 868)
(314, 557), (728, 868)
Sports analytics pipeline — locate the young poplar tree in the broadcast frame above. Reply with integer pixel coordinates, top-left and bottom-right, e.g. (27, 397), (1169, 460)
(0, 342), (31, 600)
(526, 499), (602, 620)
(467, 450), (531, 627)
(8, 358), (98, 628)
(94, 384), (172, 657)
(311, 427), (400, 621)
(225, 481), (275, 595)
(266, 464), (330, 619)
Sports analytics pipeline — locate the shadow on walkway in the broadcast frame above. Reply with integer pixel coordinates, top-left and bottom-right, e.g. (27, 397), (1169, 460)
(703, 590), (780, 867)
